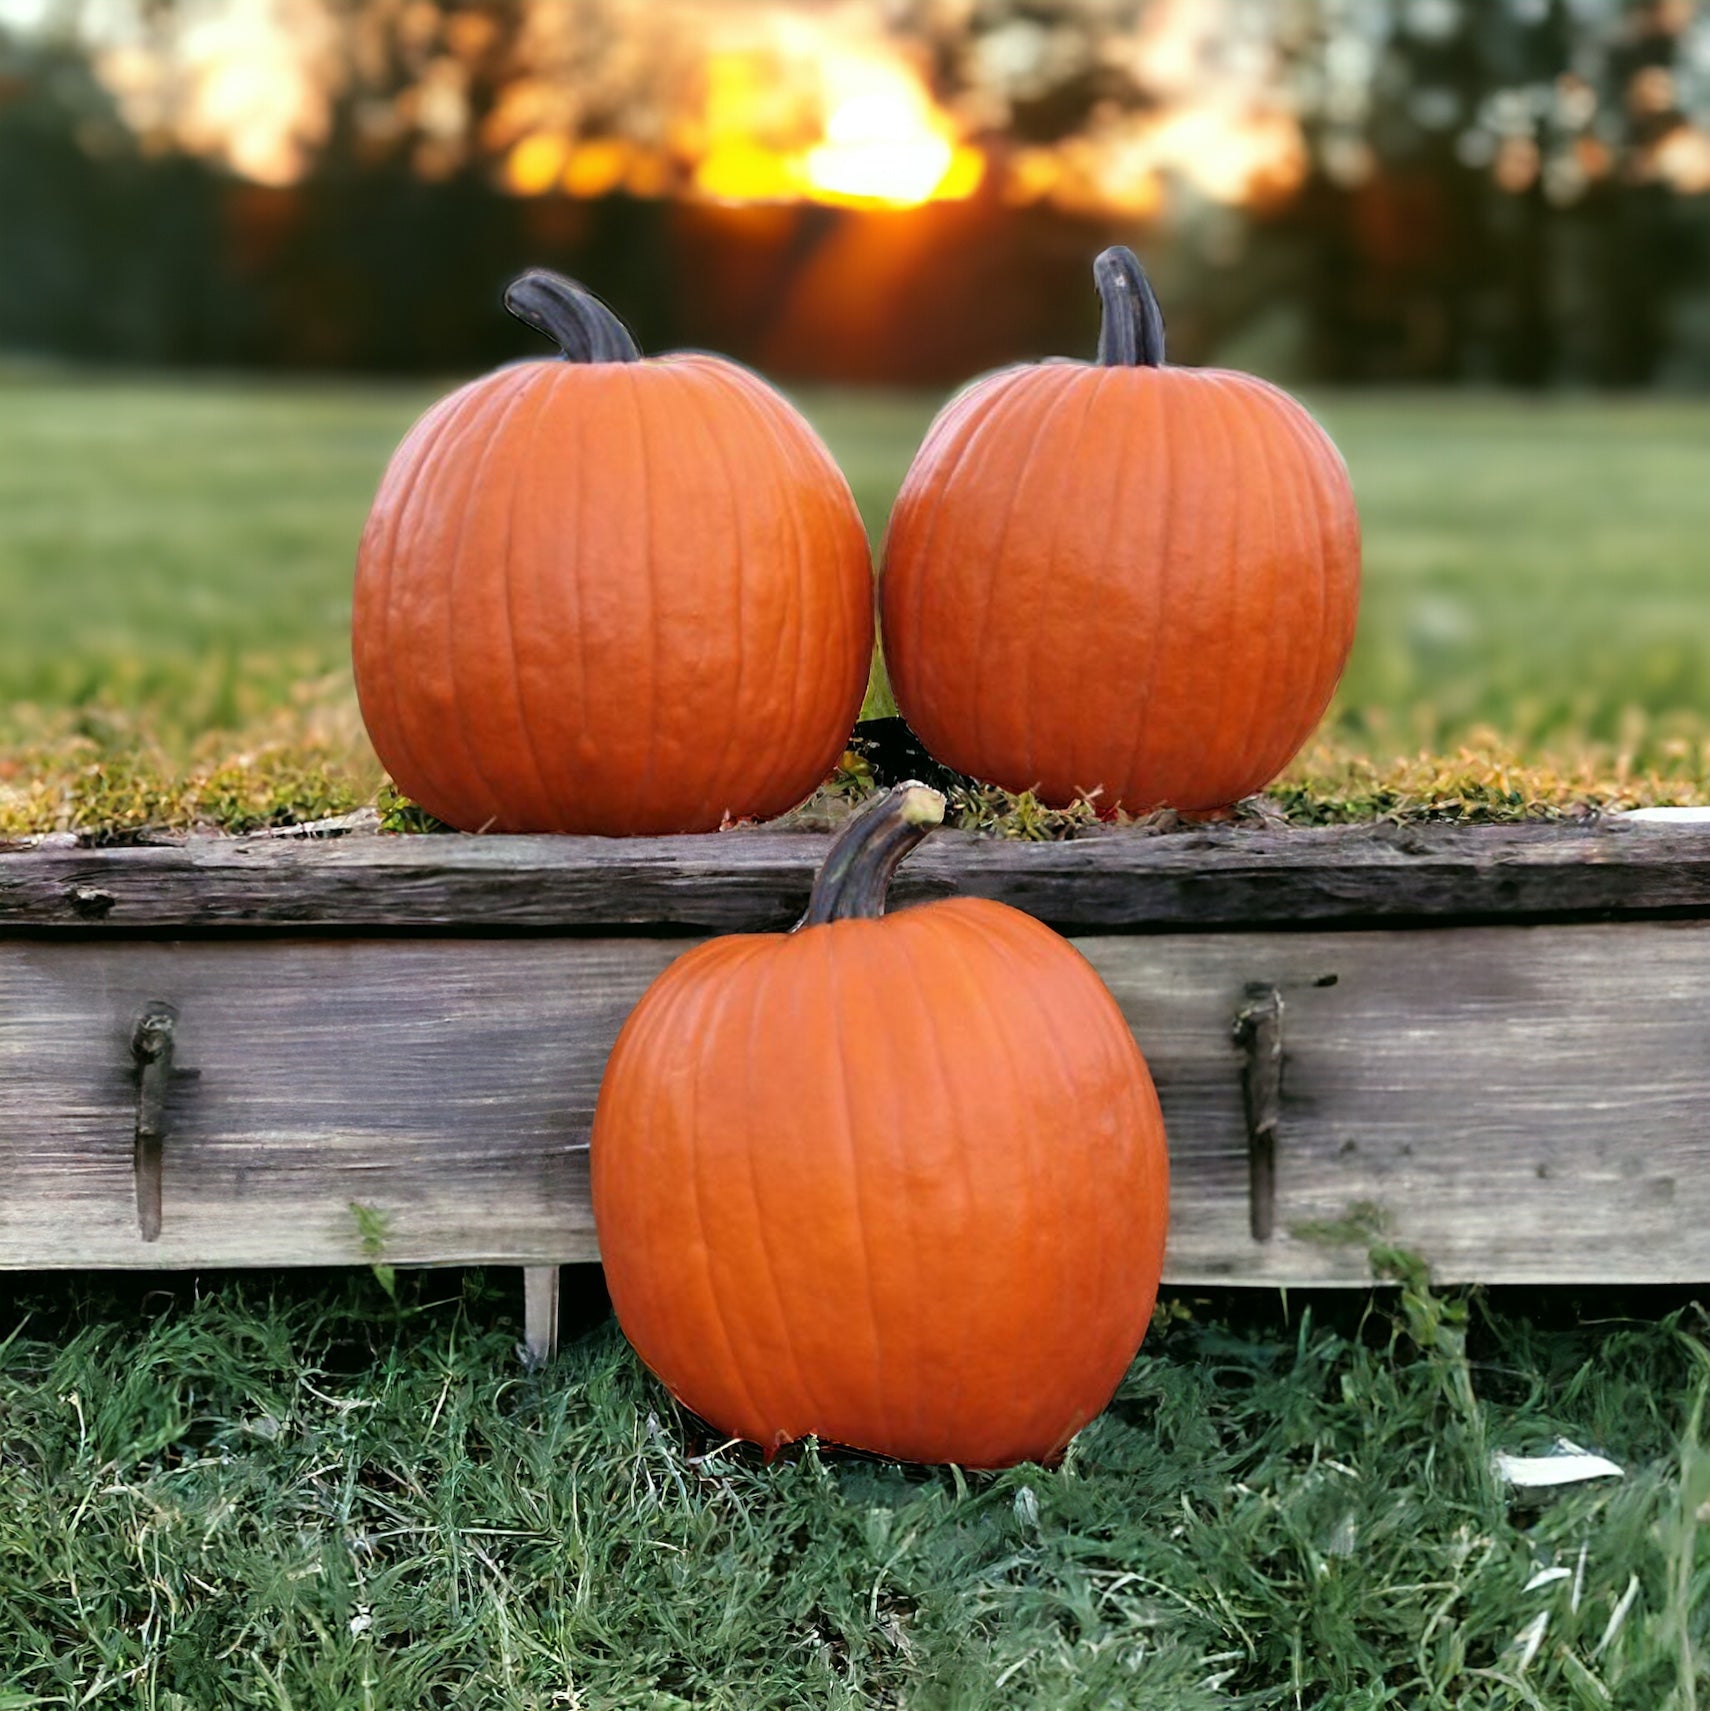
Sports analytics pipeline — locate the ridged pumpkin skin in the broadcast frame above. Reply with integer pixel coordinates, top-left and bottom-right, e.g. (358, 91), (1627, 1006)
(592, 802), (1168, 1468)
(881, 252), (1360, 814)
(353, 279), (873, 836)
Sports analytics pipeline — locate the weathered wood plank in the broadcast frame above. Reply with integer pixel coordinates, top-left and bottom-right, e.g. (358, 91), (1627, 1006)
(3, 819), (1709, 934)
(1078, 923), (1710, 1284)
(0, 939), (675, 1268)
(3, 924), (1707, 1282)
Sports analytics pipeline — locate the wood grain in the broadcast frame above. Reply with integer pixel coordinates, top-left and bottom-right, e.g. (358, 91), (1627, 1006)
(4, 819), (1709, 934)
(0, 938), (675, 1268)
(4, 924), (1707, 1283)
(1079, 923), (1710, 1284)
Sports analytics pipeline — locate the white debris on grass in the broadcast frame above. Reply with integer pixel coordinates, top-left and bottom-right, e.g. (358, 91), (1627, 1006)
(1615, 806), (1710, 824)
(249, 807), (383, 838)
(1325, 1512), (1359, 1557)
(1012, 1486), (1040, 1531)
(1522, 1565), (1573, 1592)
(1493, 1439), (1624, 1487)
(1594, 1573), (1642, 1659)
(1507, 1610), (1550, 1672)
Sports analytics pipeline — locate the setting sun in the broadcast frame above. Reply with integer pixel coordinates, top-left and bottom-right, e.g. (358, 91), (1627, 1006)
(691, 40), (984, 209)
(799, 52), (984, 206)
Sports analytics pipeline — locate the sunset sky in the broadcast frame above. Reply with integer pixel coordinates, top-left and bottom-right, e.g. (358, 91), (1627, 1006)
(6, 1), (1709, 207)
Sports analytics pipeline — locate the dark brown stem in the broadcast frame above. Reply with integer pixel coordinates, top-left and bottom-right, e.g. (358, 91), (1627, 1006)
(797, 783), (945, 928)
(1094, 246), (1166, 368)
(504, 269), (641, 363)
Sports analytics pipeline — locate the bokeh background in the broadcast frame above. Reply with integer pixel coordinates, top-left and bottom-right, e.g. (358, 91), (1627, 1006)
(3, 0), (1709, 825)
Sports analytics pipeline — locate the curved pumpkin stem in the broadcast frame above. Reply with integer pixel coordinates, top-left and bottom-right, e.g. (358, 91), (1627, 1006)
(1094, 246), (1166, 369)
(797, 783), (946, 928)
(504, 269), (641, 363)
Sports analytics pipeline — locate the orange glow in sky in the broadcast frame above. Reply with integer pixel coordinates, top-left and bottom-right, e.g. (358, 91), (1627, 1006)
(502, 24), (987, 210)
(85, 0), (1306, 219)
(784, 47), (983, 206)
(98, 0), (331, 188)
(686, 37), (984, 209)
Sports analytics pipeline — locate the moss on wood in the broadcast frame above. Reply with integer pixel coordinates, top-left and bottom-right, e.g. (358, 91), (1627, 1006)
(4, 707), (1706, 841)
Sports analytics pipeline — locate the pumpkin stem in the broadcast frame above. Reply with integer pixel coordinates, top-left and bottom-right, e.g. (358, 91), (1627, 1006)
(504, 269), (641, 363)
(1094, 246), (1166, 368)
(797, 783), (946, 928)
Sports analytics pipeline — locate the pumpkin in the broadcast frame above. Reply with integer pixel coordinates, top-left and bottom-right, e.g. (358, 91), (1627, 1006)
(353, 270), (873, 835)
(591, 783), (1169, 1468)
(879, 247), (1361, 815)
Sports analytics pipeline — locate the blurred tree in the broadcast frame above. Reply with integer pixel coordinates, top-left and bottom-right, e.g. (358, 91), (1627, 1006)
(0, 10), (232, 362)
(1283, 0), (1710, 385)
(253, 0), (535, 368)
(2, 0), (1708, 383)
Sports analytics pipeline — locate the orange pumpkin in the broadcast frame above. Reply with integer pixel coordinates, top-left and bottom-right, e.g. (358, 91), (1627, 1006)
(880, 247), (1361, 815)
(353, 270), (873, 835)
(591, 783), (1170, 1468)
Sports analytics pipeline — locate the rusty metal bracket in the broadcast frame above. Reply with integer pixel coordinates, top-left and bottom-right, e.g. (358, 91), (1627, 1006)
(1233, 984), (1284, 1243)
(130, 1001), (178, 1242)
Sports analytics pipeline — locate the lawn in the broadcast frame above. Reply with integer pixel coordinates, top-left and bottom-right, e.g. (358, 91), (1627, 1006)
(3, 1266), (1706, 1707)
(6, 374), (1704, 834)
(2, 373), (1708, 774)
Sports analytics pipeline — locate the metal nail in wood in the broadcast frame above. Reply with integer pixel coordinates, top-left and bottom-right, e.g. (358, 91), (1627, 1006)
(130, 1001), (178, 1242)
(1234, 984), (1284, 1243)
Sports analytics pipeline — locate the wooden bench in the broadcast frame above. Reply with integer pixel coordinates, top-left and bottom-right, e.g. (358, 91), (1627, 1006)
(4, 817), (1708, 1362)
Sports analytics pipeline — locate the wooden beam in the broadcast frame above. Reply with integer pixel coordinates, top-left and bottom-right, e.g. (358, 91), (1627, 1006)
(4, 923), (1708, 1284)
(0, 938), (629, 1268)
(1078, 924), (1710, 1284)
(522, 1266), (560, 1367)
(4, 820), (1710, 934)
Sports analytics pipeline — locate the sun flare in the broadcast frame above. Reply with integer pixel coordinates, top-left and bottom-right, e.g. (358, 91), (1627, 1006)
(690, 41), (984, 209)
(799, 51), (984, 206)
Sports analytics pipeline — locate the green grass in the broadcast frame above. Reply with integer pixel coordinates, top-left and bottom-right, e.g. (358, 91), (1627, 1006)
(2, 1266), (1705, 1707)
(4, 372), (1709, 833)
(0, 374), (418, 729)
(3, 374), (1708, 754)
(1315, 394), (1710, 753)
